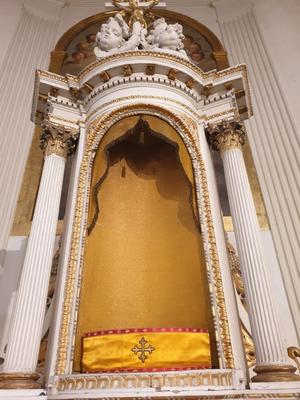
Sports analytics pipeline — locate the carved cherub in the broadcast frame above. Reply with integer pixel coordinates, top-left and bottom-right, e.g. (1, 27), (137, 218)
(145, 18), (188, 59)
(94, 13), (146, 58)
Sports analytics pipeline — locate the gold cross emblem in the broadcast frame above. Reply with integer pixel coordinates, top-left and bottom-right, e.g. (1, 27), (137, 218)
(131, 336), (155, 363)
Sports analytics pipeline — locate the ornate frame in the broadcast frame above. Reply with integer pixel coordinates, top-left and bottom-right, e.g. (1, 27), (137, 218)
(55, 103), (234, 378)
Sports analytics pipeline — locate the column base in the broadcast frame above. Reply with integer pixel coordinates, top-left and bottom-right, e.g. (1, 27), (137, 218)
(0, 372), (41, 389)
(252, 364), (300, 382)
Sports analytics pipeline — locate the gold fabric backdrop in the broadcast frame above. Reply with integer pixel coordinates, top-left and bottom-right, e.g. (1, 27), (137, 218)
(74, 116), (216, 371)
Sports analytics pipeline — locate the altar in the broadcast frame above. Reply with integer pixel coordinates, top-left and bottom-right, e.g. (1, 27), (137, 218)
(0, 0), (299, 399)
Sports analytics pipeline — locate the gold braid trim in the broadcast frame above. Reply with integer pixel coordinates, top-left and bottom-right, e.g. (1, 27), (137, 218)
(56, 104), (234, 374)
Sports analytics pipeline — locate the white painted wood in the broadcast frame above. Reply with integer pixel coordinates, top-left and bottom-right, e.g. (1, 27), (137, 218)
(3, 154), (66, 373)
(0, 1), (64, 274)
(216, 2), (300, 344)
(222, 147), (288, 366)
(45, 125), (87, 380)
(197, 123), (247, 377)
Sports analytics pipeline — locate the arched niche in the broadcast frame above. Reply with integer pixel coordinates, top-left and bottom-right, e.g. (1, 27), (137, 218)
(73, 114), (218, 372)
(49, 9), (229, 75)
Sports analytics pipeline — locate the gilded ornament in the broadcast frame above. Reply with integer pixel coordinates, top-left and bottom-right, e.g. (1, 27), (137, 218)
(203, 84), (213, 96)
(40, 120), (79, 158)
(227, 241), (246, 307)
(122, 64), (133, 76)
(131, 337), (155, 363)
(206, 119), (246, 154)
(56, 104), (234, 375)
(55, 369), (234, 392)
(241, 324), (256, 368)
(146, 64), (155, 75)
(167, 68), (177, 80)
(70, 88), (81, 100)
(185, 77), (195, 89)
(83, 83), (93, 94)
(288, 347), (300, 372)
(99, 71), (111, 82)
(112, 0), (160, 30)
(50, 87), (59, 97)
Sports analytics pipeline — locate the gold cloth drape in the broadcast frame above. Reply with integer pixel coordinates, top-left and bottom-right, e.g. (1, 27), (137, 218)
(82, 328), (211, 373)
(74, 116), (215, 371)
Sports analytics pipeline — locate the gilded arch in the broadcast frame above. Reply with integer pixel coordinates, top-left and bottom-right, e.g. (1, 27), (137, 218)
(56, 103), (234, 376)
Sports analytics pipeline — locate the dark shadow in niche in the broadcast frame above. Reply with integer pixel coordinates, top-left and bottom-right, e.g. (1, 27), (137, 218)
(58, 157), (73, 220)
(88, 118), (200, 236)
(211, 151), (230, 216)
(55, 120), (231, 223)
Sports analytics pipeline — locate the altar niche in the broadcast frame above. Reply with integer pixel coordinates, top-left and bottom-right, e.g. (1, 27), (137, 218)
(74, 115), (217, 372)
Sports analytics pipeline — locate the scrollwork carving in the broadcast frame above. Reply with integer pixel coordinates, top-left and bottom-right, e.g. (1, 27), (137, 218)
(40, 121), (79, 158)
(206, 120), (246, 154)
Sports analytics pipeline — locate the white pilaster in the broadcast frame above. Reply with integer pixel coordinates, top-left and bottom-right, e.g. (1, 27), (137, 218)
(0, 1), (64, 272)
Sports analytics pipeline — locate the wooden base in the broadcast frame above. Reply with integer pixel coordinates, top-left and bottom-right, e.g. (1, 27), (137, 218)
(252, 364), (300, 382)
(0, 372), (41, 389)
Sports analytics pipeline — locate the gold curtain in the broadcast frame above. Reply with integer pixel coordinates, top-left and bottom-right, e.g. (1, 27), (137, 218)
(74, 115), (216, 371)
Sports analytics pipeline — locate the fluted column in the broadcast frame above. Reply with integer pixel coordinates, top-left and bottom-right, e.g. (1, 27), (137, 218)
(214, 3), (300, 343)
(0, 122), (78, 389)
(207, 120), (300, 383)
(0, 1), (64, 271)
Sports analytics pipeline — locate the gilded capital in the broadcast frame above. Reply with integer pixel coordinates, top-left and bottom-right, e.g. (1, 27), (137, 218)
(40, 121), (79, 158)
(206, 120), (246, 154)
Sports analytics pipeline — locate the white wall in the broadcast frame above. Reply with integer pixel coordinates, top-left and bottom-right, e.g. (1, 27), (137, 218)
(0, 236), (27, 359)
(0, 0), (22, 70)
(254, 0), (300, 129)
(214, 0), (300, 343)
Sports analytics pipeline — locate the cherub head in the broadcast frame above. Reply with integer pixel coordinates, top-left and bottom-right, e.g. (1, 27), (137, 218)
(96, 14), (128, 52)
(147, 18), (185, 51)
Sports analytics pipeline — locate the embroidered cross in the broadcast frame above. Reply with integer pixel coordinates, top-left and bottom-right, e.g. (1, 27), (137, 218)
(131, 336), (155, 363)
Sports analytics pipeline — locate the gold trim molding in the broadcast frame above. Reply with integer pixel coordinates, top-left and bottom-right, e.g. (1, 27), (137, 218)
(56, 103), (234, 375)
(40, 120), (79, 158)
(206, 120), (246, 154)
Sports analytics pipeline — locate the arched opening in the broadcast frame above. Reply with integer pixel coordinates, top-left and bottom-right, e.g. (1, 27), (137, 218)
(73, 115), (218, 372)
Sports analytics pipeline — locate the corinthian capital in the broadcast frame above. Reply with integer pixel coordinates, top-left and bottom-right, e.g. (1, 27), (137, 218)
(206, 119), (246, 154)
(40, 121), (79, 158)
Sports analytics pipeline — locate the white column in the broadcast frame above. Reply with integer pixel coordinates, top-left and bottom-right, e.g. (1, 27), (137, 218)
(207, 120), (300, 383)
(213, 1), (300, 343)
(0, 0), (64, 272)
(0, 122), (78, 389)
